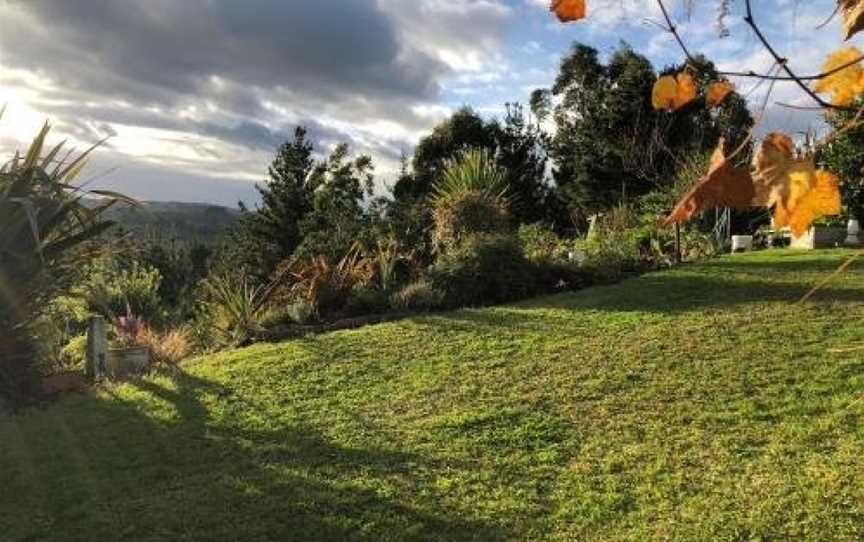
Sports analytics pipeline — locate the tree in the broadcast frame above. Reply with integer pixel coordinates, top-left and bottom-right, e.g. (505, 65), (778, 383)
(818, 97), (864, 222)
(241, 127), (315, 278)
(495, 103), (553, 225)
(544, 42), (753, 227)
(295, 143), (375, 261)
(394, 107), (499, 202)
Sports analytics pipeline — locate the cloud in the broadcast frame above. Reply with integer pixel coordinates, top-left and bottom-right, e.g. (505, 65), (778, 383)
(0, 0), (513, 204)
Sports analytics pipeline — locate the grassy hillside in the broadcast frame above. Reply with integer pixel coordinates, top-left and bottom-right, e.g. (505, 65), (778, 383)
(2, 250), (864, 541)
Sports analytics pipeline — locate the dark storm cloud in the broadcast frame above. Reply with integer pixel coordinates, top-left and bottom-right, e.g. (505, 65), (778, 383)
(0, 0), (512, 204)
(0, 0), (445, 107)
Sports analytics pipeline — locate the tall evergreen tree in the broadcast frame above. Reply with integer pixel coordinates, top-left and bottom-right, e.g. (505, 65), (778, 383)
(239, 127), (315, 277)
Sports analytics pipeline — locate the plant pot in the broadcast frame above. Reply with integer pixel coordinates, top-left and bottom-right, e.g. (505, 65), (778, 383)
(106, 346), (150, 379)
(845, 219), (861, 246)
(731, 235), (753, 252)
(790, 225), (847, 249)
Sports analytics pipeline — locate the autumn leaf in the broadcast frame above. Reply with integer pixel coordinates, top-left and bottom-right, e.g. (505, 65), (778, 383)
(840, 0), (864, 40)
(652, 72), (697, 111)
(776, 171), (842, 237)
(664, 139), (755, 225)
(751, 133), (842, 237)
(813, 46), (864, 106)
(751, 133), (802, 208)
(551, 0), (586, 22)
(706, 81), (734, 108)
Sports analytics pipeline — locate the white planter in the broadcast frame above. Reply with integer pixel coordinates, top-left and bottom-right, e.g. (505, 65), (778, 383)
(791, 225), (846, 249)
(845, 219), (861, 246)
(731, 235), (753, 252)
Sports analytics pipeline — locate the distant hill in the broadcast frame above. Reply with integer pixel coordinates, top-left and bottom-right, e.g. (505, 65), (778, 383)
(100, 201), (240, 245)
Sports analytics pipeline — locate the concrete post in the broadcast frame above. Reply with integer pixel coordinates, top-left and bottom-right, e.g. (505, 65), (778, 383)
(86, 315), (108, 381)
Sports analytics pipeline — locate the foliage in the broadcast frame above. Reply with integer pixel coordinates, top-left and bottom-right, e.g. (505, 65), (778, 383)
(238, 127), (315, 279)
(75, 258), (164, 324)
(274, 243), (375, 317)
(0, 119), (120, 401)
(138, 327), (191, 365)
(397, 107), (499, 202)
(284, 300), (317, 325)
(59, 335), (88, 370)
(431, 149), (512, 251)
(518, 222), (564, 262)
(296, 143), (374, 261)
(112, 312), (147, 348)
(344, 286), (391, 317)
(389, 279), (445, 312)
(200, 274), (275, 347)
(818, 97), (864, 221)
(544, 43), (753, 225)
(428, 234), (536, 308)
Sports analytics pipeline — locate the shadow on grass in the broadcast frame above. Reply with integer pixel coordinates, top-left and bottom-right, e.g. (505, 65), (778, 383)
(1, 369), (511, 542)
(405, 269), (864, 337)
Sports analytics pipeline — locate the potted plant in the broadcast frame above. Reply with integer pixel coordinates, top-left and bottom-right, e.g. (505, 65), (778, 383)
(107, 310), (150, 379)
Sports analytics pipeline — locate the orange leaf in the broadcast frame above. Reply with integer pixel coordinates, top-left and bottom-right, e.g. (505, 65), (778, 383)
(652, 72), (697, 111)
(778, 171), (842, 237)
(664, 139), (755, 225)
(840, 0), (864, 40)
(751, 133), (807, 208)
(551, 0), (586, 22)
(751, 133), (842, 237)
(813, 46), (864, 106)
(706, 81), (734, 108)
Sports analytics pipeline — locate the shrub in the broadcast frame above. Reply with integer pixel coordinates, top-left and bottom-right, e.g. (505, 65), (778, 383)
(518, 222), (564, 262)
(531, 261), (594, 294)
(273, 243), (374, 317)
(138, 327), (192, 365)
(431, 148), (512, 251)
(59, 335), (88, 370)
(432, 191), (511, 251)
(389, 280), (445, 312)
(344, 286), (390, 317)
(77, 258), (165, 324)
(285, 300), (317, 324)
(0, 117), (122, 402)
(200, 274), (275, 347)
(428, 234), (537, 308)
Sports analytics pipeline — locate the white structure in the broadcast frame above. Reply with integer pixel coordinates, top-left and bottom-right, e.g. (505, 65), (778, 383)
(845, 219), (861, 246)
(731, 235), (753, 252)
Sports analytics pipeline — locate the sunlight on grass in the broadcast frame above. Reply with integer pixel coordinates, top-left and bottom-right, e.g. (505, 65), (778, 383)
(2, 249), (864, 541)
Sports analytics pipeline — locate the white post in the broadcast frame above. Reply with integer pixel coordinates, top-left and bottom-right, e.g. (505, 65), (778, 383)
(86, 315), (108, 381)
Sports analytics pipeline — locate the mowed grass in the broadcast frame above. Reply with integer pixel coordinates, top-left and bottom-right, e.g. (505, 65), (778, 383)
(3, 250), (864, 541)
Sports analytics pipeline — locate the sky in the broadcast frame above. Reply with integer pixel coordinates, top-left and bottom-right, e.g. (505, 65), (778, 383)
(0, 0), (855, 207)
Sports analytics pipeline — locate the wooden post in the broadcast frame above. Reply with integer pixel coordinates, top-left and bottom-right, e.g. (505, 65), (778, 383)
(86, 316), (108, 381)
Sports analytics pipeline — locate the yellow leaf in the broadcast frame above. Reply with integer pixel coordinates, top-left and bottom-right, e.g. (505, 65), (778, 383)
(780, 171), (842, 237)
(551, 0), (586, 22)
(706, 81), (734, 108)
(751, 133), (842, 237)
(840, 0), (864, 40)
(652, 72), (697, 111)
(813, 46), (864, 106)
(664, 138), (755, 225)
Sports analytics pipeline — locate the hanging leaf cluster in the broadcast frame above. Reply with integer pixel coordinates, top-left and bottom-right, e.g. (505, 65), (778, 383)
(664, 134), (841, 237)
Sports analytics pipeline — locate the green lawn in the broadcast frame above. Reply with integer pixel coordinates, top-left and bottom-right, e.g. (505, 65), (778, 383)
(3, 250), (864, 541)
